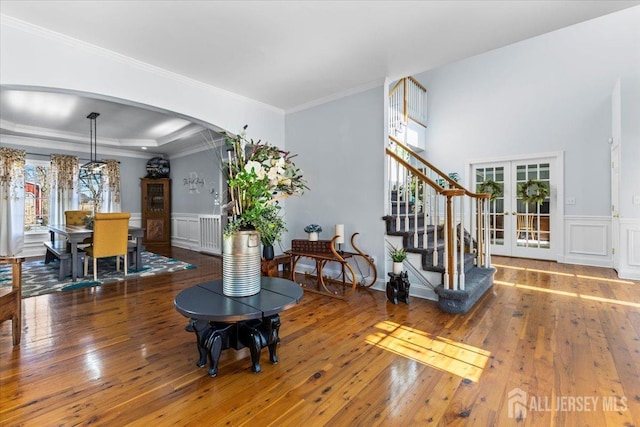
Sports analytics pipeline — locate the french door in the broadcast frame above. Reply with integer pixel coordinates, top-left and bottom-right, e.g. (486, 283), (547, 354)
(473, 157), (557, 260)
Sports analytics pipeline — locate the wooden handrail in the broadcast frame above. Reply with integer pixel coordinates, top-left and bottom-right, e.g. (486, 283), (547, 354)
(389, 135), (490, 200)
(408, 76), (427, 92)
(389, 79), (404, 97)
(385, 147), (445, 193)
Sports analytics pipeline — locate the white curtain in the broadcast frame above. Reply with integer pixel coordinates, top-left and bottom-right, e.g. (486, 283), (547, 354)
(49, 154), (79, 226)
(101, 159), (121, 212)
(0, 147), (26, 256)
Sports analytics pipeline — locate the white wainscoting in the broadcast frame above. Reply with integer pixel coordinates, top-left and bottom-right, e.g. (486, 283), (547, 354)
(562, 215), (640, 280)
(171, 213), (202, 252)
(170, 213), (223, 255)
(562, 216), (611, 267)
(619, 218), (640, 280)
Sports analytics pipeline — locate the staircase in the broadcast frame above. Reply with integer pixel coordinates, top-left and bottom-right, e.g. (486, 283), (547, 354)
(385, 77), (495, 313)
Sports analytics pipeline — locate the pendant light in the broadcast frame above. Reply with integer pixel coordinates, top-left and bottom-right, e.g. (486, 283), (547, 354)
(81, 112), (106, 173)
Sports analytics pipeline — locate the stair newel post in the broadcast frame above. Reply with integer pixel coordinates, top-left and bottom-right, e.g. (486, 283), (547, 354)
(476, 197), (484, 267)
(484, 198), (491, 268)
(443, 194), (450, 290)
(452, 194), (458, 291)
(459, 195), (465, 291)
(443, 189), (465, 290)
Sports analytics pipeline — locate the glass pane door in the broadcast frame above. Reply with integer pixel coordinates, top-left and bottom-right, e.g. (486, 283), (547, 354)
(473, 156), (556, 261)
(515, 163), (550, 249)
(475, 165), (506, 249)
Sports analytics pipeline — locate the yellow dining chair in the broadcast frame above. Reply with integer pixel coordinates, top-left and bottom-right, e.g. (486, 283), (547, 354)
(83, 212), (131, 281)
(64, 210), (92, 226)
(64, 210), (93, 245)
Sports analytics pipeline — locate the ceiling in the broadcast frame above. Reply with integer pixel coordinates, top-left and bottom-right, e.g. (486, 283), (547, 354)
(1, 1), (638, 157)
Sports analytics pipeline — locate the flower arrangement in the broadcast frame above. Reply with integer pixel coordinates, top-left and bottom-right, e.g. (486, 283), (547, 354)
(304, 224), (322, 234)
(216, 125), (308, 235)
(389, 244), (407, 262)
(518, 179), (549, 206)
(477, 179), (502, 201)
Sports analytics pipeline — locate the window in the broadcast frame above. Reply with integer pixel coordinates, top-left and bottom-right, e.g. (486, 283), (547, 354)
(24, 159), (50, 233)
(23, 159), (101, 233)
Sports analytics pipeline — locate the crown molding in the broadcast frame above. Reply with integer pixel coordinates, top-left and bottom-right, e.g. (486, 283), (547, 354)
(284, 77), (385, 114)
(0, 134), (162, 159)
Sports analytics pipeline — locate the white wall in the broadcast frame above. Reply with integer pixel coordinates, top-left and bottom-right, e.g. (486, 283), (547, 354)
(411, 7), (640, 275)
(415, 7), (639, 218)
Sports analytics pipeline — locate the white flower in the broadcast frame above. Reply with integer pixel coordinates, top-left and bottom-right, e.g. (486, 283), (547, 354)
(279, 177), (292, 187)
(244, 161), (266, 179)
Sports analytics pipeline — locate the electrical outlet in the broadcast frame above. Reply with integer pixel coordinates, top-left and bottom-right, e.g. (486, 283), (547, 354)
(633, 195), (640, 205)
(566, 197), (576, 205)
(371, 256), (378, 266)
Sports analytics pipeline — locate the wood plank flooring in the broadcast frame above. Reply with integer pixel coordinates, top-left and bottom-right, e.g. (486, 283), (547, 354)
(1, 249), (639, 426)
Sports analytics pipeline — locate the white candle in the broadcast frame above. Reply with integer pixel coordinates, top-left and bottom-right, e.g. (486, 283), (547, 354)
(335, 224), (345, 244)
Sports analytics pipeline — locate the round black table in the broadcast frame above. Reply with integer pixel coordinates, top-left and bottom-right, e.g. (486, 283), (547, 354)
(174, 277), (303, 376)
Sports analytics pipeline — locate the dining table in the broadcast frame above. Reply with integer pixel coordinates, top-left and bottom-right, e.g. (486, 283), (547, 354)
(47, 224), (144, 282)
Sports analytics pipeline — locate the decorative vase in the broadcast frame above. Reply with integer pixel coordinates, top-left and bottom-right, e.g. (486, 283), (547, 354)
(263, 244), (274, 261)
(393, 261), (403, 275)
(222, 230), (261, 297)
(308, 232), (318, 241)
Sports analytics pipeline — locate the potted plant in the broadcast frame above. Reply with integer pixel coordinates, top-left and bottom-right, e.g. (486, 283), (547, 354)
(255, 204), (287, 260)
(206, 125), (308, 296)
(304, 224), (322, 241)
(389, 244), (407, 274)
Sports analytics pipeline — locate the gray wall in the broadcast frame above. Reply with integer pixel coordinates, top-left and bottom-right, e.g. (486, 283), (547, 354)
(170, 146), (225, 215)
(285, 86), (386, 266)
(413, 7), (640, 218)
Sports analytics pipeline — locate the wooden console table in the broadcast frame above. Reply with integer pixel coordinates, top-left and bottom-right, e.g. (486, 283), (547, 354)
(285, 233), (377, 299)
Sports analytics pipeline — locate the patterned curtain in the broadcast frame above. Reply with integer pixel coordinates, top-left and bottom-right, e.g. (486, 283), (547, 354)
(49, 154), (79, 226)
(100, 159), (121, 212)
(0, 147), (26, 256)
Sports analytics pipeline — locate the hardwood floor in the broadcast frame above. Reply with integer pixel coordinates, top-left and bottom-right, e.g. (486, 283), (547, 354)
(1, 248), (639, 426)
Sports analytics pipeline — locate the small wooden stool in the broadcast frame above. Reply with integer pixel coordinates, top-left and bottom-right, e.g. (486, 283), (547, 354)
(0, 257), (25, 345)
(261, 254), (292, 278)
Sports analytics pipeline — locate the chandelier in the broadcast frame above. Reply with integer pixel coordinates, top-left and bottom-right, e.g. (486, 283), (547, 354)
(81, 112), (106, 173)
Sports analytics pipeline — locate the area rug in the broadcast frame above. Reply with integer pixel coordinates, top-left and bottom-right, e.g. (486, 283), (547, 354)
(0, 251), (196, 298)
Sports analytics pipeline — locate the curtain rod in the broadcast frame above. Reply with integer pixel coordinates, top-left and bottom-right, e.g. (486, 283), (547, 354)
(24, 151), (120, 163)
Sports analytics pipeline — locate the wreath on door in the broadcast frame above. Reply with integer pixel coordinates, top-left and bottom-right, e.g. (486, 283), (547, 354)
(477, 179), (502, 201)
(518, 179), (549, 206)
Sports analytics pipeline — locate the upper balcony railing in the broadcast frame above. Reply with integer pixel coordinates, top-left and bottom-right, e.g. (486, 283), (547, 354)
(389, 76), (427, 135)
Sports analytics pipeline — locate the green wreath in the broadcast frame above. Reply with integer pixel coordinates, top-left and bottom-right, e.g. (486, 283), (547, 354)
(518, 179), (549, 206)
(477, 179), (502, 201)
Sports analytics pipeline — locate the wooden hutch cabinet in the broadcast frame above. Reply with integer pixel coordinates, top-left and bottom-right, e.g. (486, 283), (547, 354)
(141, 178), (171, 252)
